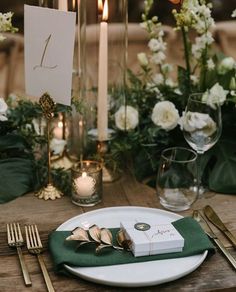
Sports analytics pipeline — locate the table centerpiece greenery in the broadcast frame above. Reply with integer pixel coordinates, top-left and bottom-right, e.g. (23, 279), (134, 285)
(109, 0), (236, 193)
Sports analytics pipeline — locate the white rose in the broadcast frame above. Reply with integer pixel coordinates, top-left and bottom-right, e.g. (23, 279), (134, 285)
(202, 83), (228, 108)
(179, 111), (216, 136)
(137, 52), (148, 67)
(151, 101), (179, 131)
(218, 57), (235, 74)
(50, 138), (66, 155)
(115, 105), (139, 131)
(0, 97), (8, 121)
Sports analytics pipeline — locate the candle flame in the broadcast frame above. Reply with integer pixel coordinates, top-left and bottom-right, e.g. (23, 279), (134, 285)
(58, 121), (63, 128)
(102, 0), (108, 21)
(98, 0), (103, 15)
(82, 172), (87, 178)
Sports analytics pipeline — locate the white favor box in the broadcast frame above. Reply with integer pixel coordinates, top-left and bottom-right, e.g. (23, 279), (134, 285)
(120, 219), (184, 257)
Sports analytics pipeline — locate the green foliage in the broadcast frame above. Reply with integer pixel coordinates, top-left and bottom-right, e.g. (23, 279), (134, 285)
(0, 157), (36, 203)
(0, 97), (84, 203)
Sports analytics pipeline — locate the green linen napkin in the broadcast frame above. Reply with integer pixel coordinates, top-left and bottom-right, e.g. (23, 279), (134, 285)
(49, 217), (214, 274)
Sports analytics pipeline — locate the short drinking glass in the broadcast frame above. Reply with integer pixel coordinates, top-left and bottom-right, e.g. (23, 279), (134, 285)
(157, 147), (198, 211)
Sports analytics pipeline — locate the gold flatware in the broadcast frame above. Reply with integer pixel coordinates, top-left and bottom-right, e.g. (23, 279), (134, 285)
(6, 223), (32, 286)
(192, 210), (236, 270)
(25, 225), (55, 292)
(204, 205), (236, 249)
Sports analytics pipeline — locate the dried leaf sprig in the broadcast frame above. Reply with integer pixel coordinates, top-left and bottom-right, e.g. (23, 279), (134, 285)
(66, 225), (130, 253)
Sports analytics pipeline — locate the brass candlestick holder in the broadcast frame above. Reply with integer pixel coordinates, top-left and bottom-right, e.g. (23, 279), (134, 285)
(35, 93), (63, 200)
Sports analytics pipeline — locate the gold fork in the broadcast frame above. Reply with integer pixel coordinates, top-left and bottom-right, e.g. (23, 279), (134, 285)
(25, 224), (55, 292)
(6, 223), (32, 287)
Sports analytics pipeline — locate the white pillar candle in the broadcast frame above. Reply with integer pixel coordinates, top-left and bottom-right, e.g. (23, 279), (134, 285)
(97, 0), (108, 141)
(74, 172), (96, 197)
(58, 0), (68, 11)
(53, 120), (63, 139)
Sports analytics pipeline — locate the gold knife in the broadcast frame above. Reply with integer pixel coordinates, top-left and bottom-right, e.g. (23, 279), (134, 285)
(204, 205), (236, 249)
(192, 210), (236, 270)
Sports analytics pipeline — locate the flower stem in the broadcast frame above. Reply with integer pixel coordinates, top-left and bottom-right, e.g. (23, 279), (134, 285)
(199, 46), (208, 91)
(181, 27), (191, 95)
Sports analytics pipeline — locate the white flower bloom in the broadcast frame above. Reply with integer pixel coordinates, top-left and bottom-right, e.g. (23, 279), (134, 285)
(161, 64), (173, 74)
(207, 58), (215, 70)
(232, 9), (236, 18)
(50, 138), (67, 155)
(146, 82), (161, 95)
(165, 78), (176, 87)
(179, 111), (216, 136)
(152, 73), (164, 85)
(192, 32), (214, 60)
(140, 22), (147, 29)
(151, 101), (180, 131)
(174, 88), (182, 95)
(137, 52), (148, 67)
(0, 97), (8, 121)
(230, 90), (236, 97)
(202, 83), (228, 108)
(148, 38), (166, 52)
(218, 57), (235, 74)
(0, 12), (16, 41)
(150, 51), (166, 65)
(115, 105), (139, 131)
(190, 75), (199, 85)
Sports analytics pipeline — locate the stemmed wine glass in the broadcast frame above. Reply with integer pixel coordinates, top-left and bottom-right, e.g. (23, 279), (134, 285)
(181, 93), (222, 195)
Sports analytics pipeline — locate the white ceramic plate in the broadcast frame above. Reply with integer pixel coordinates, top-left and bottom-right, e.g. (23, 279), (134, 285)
(56, 206), (207, 287)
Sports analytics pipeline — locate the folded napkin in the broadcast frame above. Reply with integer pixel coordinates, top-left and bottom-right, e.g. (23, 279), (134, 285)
(49, 217), (214, 274)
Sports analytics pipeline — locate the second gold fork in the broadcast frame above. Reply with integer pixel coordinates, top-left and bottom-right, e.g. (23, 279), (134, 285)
(25, 224), (55, 292)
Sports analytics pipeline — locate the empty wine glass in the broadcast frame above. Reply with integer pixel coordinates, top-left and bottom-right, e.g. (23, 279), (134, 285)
(181, 93), (222, 194)
(156, 147), (198, 211)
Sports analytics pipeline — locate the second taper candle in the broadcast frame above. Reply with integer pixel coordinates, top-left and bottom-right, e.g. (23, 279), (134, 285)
(97, 0), (108, 141)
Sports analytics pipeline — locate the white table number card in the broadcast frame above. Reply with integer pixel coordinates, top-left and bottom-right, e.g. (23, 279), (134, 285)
(24, 5), (76, 106)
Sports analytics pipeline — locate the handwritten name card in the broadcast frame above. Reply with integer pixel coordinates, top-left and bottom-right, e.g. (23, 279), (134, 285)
(24, 5), (76, 106)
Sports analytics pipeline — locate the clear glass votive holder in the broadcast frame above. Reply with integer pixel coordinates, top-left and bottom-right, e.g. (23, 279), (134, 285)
(156, 147), (198, 212)
(71, 160), (102, 206)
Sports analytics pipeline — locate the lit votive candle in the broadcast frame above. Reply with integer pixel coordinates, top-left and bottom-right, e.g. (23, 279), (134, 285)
(72, 160), (103, 207)
(74, 172), (95, 197)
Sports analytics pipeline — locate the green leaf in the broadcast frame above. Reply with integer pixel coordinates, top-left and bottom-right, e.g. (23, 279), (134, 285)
(0, 158), (36, 203)
(207, 140), (236, 193)
(0, 134), (30, 152)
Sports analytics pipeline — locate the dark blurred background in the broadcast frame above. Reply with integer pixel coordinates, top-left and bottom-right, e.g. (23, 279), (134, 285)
(0, 0), (235, 33)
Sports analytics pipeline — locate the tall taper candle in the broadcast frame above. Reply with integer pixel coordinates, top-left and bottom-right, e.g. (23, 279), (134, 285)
(58, 0), (68, 11)
(97, 0), (108, 141)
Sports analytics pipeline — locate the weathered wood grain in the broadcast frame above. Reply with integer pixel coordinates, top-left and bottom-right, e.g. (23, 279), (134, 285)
(0, 173), (236, 291)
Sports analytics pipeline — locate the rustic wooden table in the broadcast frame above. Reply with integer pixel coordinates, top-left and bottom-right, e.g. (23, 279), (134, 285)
(0, 173), (235, 292)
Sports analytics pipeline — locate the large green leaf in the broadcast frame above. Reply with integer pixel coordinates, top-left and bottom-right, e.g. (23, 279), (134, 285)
(0, 134), (30, 151)
(207, 140), (236, 193)
(0, 158), (35, 203)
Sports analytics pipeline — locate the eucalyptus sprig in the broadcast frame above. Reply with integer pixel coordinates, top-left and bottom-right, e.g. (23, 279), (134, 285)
(66, 225), (130, 254)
